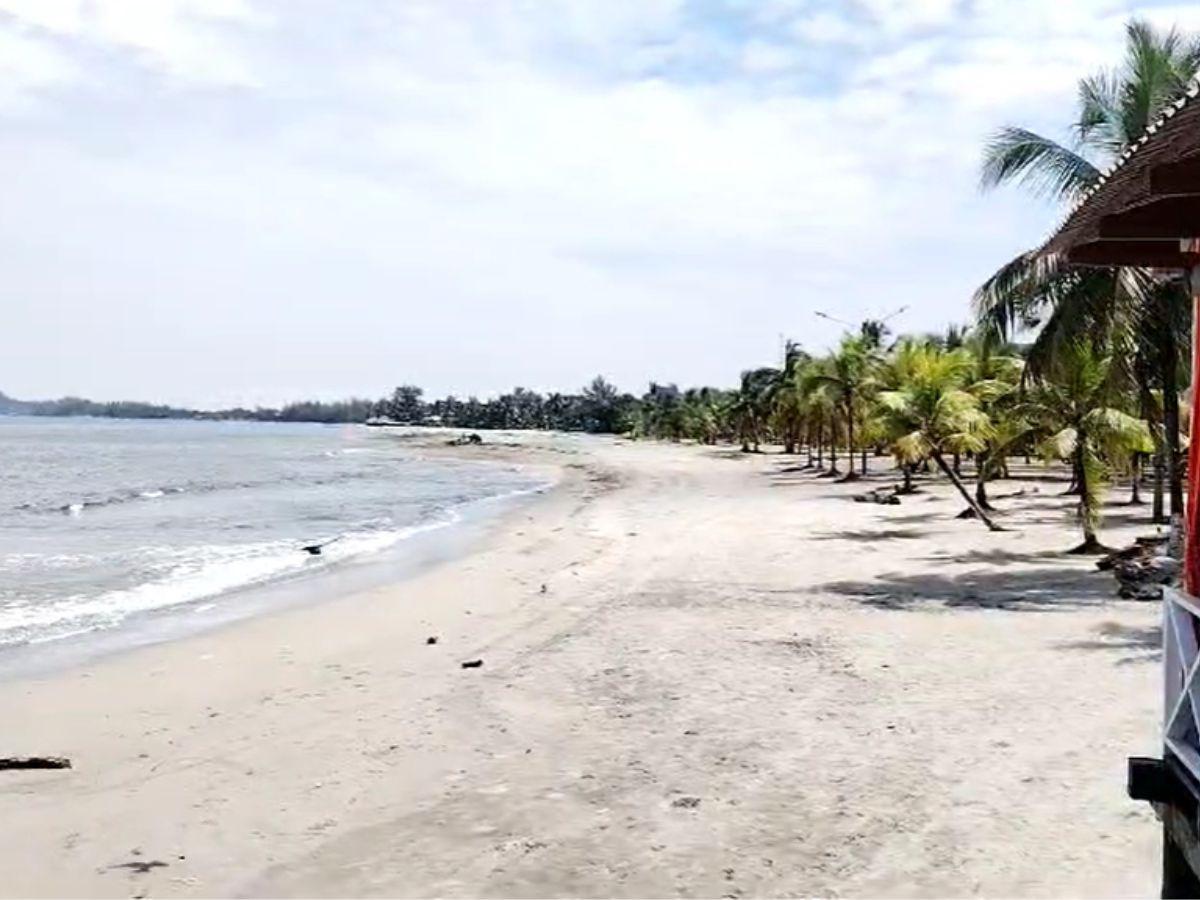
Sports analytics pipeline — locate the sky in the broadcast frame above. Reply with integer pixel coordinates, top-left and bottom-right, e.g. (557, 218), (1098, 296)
(2, 0), (1199, 408)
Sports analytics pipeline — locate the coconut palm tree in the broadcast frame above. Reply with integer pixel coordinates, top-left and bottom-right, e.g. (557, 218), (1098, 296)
(1024, 342), (1154, 553)
(875, 345), (1003, 530)
(963, 333), (1026, 511)
(808, 335), (876, 480)
(768, 342), (811, 454)
(976, 19), (1198, 517)
(730, 367), (779, 452)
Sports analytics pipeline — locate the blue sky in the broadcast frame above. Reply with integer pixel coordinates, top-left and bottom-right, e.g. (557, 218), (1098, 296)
(2, 0), (1198, 407)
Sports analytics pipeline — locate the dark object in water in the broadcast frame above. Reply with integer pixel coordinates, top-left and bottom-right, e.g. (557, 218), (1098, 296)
(461, 659), (483, 669)
(301, 535), (343, 556)
(447, 433), (484, 447)
(426, 636), (439, 645)
(0, 756), (71, 770)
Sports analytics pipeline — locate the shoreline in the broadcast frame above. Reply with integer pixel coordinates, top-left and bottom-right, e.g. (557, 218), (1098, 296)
(1, 435), (1162, 897)
(0, 435), (563, 683)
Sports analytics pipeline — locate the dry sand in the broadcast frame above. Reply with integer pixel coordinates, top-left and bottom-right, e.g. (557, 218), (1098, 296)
(0, 434), (1164, 897)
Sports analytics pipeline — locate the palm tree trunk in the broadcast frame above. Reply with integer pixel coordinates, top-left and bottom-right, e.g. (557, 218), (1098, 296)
(1153, 447), (1166, 523)
(976, 476), (992, 511)
(1129, 452), (1144, 505)
(1068, 438), (1110, 554)
(1063, 452), (1082, 495)
(841, 406), (858, 480)
(1163, 352), (1184, 518)
(933, 452), (1003, 531)
(815, 420), (824, 468)
(974, 453), (996, 511)
(861, 447), (868, 473)
(828, 418), (841, 475)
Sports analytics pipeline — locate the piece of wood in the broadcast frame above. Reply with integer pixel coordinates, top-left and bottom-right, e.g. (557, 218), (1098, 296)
(0, 756), (71, 770)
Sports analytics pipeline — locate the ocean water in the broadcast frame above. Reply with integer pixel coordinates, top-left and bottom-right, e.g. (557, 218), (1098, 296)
(0, 417), (545, 654)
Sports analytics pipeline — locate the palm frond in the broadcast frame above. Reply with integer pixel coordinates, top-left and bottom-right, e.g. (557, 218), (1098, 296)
(1040, 427), (1079, 461)
(980, 127), (1101, 200)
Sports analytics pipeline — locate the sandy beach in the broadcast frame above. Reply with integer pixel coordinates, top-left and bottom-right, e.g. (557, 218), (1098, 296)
(0, 434), (1163, 897)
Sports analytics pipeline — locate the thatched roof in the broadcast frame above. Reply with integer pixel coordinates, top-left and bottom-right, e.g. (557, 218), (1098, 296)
(1044, 79), (1200, 268)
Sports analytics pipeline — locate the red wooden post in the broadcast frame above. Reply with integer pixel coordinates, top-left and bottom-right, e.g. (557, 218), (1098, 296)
(1187, 262), (1200, 595)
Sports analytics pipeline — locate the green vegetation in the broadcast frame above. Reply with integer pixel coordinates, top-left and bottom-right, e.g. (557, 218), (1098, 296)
(976, 18), (1199, 524)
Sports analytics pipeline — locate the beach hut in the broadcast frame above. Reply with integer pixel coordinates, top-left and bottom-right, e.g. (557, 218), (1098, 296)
(1041, 79), (1200, 895)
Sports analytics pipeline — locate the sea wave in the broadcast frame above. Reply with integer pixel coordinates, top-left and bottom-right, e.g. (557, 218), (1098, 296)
(0, 519), (453, 648)
(17, 468), (388, 515)
(0, 475), (552, 650)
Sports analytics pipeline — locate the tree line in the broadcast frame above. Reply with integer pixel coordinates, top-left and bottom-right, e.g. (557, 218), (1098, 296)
(0, 391), (377, 424)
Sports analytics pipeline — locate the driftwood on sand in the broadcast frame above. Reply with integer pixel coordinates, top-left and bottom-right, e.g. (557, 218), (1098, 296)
(853, 486), (901, 505)
(0, 756), (71, 770)
(1097, 535), (1179, 600)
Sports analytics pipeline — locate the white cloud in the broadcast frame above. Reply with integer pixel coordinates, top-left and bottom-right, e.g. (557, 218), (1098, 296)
(0, 0), (268, 86)
(0, 0), (1198, 403)
(854, 0), (959, 35)
(792, 11), (867, 45)
(0, 28), (79, 110)
(740, 39), (799, 73)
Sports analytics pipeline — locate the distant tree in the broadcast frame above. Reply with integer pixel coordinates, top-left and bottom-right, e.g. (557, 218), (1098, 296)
(386, 385), (425, 423)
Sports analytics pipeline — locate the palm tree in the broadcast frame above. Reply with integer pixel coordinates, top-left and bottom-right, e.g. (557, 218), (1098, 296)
(681, 387), (724, 444)
(1025, 342), (1154, 553)
(875, 345), (1003, 530)
(976, 19), (1198, 517)
(768, 342), (810, 454)
(808, 335), (875, 480)
(963, 333), (1026, 511)
(730, 368), (778, 452)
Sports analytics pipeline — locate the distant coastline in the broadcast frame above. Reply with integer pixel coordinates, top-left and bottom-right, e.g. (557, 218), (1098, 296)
(0, 390), (375, 424)
(0, 375), (635, 430)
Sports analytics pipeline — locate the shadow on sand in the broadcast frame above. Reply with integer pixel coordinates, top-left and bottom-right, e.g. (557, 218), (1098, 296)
(917, 547), (1070, 566)
(811, 527), (932, 542)
(821, 565), (1114, 612)
(1056, 621), (1162, 665)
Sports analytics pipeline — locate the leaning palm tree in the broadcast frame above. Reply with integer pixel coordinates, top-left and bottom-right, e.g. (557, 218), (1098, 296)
(1024, 341), (1154, 553)
(976, 19), (1198, 517)
(875, 345), (1003, 531)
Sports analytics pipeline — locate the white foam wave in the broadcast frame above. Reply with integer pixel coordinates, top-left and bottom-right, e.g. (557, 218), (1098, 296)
(2, 475), (551, 648)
